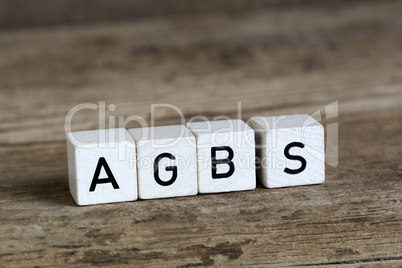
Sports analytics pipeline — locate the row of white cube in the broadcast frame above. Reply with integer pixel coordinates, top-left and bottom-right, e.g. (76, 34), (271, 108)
(67, 114), (325, 206)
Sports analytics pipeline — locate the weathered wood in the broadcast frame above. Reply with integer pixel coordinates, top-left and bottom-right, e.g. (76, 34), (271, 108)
(0, 1), (401, 266)
(0, 0), (385, 29)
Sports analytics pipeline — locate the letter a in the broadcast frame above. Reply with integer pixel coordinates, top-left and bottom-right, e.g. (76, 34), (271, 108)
(89, 157), (120, 192)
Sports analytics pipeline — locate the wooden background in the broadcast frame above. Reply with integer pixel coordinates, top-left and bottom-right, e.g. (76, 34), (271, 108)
(0, 0), (401, 266)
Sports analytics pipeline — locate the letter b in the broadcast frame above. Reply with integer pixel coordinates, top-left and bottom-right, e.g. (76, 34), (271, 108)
(211, 146), (235, 179)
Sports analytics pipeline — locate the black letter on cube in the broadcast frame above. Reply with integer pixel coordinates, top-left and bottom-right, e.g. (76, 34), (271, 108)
(154, 153), (178, 186)
(211, 146), (235, 179)
(89, 157), (120, 192)
(284, 142), (307, 175)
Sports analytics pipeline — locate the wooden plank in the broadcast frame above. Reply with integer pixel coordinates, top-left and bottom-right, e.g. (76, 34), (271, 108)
(0, 0), (401, 266)
(0, 0), (387, 29)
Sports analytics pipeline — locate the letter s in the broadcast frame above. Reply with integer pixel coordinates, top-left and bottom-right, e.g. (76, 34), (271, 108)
(284, 142), (307, 175)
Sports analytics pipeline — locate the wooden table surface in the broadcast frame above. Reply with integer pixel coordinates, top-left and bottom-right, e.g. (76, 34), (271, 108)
(1, 1), (401, 267)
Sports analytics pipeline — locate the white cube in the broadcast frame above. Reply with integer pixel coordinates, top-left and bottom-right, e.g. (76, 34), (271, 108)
(248, 114), (325, 188)
(186, 119), (256, 194)
(128, 125), (197, 199)
(66, 128), (138, 206)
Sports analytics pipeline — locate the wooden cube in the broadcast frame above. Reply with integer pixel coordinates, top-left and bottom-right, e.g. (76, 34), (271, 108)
(66, 128), (138, 206)
(248, 114), (325, 188)
(128, 125), (198, 199)
(186, 119), (256, 194)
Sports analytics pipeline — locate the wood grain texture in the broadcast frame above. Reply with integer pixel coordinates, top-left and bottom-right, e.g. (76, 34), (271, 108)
(0, 1), (401, 266)
(0, 0), (385, 29)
